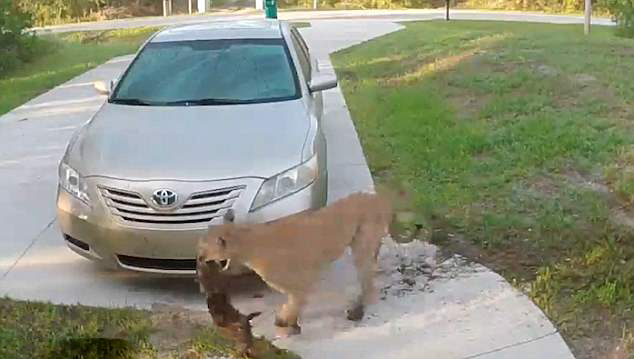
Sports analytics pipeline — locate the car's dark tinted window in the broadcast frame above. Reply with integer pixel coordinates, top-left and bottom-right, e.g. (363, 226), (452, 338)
(111, 38), (300, 106)
(290, 30), (311, 82)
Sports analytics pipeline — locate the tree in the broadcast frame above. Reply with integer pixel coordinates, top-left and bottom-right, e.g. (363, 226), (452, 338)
(0, 0), (36, 75)
(601, 0), (634, 37)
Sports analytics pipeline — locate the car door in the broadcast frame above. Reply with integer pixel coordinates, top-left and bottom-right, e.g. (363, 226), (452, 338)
(290, 28), (323, 120)
(289, 27), (327, 197)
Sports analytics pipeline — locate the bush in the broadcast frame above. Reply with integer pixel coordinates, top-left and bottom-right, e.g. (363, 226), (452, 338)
(0, 0), (36, 75)
(18, 0), (102, 26)
(601, 0), (634, 37)
(17, 0), (162, 26)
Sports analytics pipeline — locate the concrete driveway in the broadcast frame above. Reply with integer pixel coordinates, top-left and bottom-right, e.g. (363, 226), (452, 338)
(0, 14), (580, 358)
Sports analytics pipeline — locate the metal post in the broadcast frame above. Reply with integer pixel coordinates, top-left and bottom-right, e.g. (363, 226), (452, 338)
(446, 0), (450, 21)
(168, 0), (173, 15)
(313, 0), (317, 9)
(163, 0), (168, 16)
(188, 0), (193, 14)
(584, 0), (592, 35)
(198, 0), (209, 13)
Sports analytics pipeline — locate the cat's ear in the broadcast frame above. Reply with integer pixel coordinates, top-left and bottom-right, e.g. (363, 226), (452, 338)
(224, 209), (235, 223)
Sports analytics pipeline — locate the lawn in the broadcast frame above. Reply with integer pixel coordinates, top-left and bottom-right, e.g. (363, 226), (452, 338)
(332, 21), (634, 358)
(0, 27), (159, 117)
(0, 297), (297, 359)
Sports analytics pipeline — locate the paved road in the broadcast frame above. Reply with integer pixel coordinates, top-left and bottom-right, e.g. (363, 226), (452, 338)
(1, 14), (582, 359)
(35, 9), (614, 34)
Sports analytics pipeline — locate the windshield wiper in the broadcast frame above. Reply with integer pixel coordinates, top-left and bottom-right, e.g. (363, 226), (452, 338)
(109, 98), (253, 106)
(109, 98), (155, 106)
(163, 98), (253, 106)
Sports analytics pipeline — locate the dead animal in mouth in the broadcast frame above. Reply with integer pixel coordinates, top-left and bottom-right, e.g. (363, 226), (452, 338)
(196, 257), (261, 357)
(198, 192), (392, 337)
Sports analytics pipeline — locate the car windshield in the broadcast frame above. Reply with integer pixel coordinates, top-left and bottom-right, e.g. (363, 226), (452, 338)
(110, 38), (300, 106)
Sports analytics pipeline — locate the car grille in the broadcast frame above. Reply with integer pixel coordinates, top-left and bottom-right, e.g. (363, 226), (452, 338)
(100, 186), (243, 226)
(117, 255), (196, 271)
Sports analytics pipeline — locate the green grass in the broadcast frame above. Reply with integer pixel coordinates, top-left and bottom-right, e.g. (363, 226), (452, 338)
(290, 21), (312, 28)
(0, 27), (160, 116)
(333, 20), (634, 357)
(0, 298), (154, 359)
(0, 297), (298, 359)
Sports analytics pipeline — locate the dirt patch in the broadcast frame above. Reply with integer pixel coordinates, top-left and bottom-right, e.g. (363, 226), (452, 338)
(554, 73), (627, 118)
(562, 169), (611, 195)
(377, 238), (439, 297)
(387, 185), (542, 282)
(570, 315), (634, 359)
(446, 86), (491, 120)
(526, 175), (563, 197)
(433, 228), (542, 281)
(377, 236), (497, 302)
(535, 64), (558, 77)
(530, 169), (634, 233)
(149, 304), (212, 358)
(572, 73), (598, 86)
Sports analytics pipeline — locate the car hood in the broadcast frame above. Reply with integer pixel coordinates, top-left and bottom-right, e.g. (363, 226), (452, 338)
(69, 100), (309, 180)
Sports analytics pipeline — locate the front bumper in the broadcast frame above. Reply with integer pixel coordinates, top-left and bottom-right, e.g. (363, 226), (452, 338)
(57, 174), (327, 275)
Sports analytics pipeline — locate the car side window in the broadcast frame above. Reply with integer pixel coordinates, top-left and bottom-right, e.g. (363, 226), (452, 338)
(290, 30), (311, 83)
(294, 30), (311, 60)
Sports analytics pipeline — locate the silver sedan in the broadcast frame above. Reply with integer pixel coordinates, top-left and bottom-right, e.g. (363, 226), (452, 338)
(56, 20), (336, 274)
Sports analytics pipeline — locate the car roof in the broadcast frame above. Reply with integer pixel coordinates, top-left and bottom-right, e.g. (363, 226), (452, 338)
(151, 20), (285, 43)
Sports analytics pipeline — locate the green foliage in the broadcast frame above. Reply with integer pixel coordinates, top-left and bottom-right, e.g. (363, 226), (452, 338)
(601, 0), (634, 37)
(460, 0), (588, 13)
(0, 297), (297, 359)
(282, 0), (602, 13)
(279, 0), (444, 8)
(17, 0), (162, 26)
(0, 298), (154, 359)
(19, 0), (95, 26)
(0, 0), (37, 75)
(0, 26), (159, 115)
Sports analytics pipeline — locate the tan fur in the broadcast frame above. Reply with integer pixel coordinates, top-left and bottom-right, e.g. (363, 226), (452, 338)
(198, 192), (392, 335)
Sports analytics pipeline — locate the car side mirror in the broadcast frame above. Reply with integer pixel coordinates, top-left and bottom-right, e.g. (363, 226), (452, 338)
(94, 79), (116, 95)
(94, 81), (110, 95)
(309, 75), (337, 93)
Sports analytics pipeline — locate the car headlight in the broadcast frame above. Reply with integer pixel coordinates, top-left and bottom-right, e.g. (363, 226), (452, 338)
(251, 155), (318, 211)
(59, 163), (90, 204)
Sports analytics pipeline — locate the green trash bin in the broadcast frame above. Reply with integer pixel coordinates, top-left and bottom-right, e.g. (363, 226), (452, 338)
(264, 0), (277, 19)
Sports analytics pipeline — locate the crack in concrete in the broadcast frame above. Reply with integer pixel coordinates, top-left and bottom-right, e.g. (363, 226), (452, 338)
(462, 330), (559, 358)
(1, 217), (56, 281)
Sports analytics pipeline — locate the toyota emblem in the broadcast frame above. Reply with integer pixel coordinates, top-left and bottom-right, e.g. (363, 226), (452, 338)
(152, 189), (178, 208)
